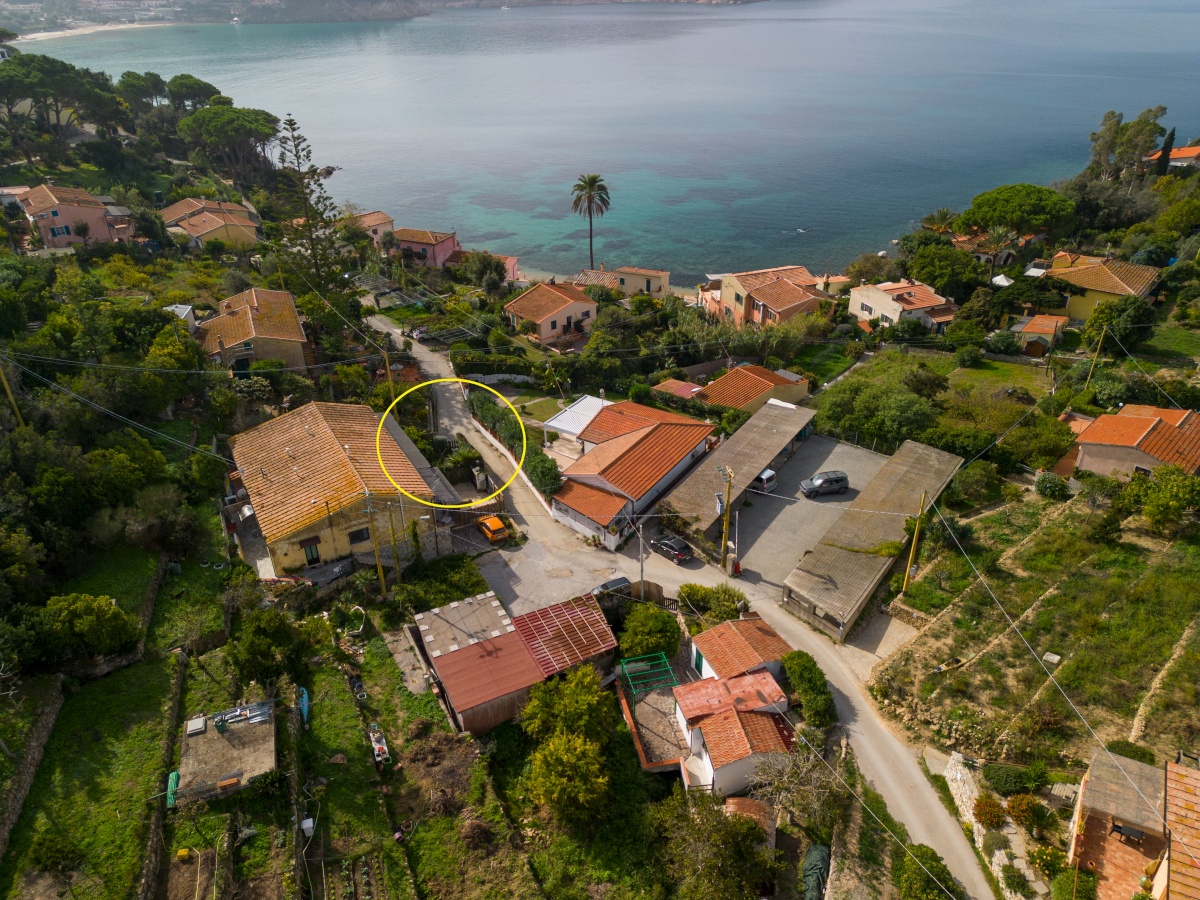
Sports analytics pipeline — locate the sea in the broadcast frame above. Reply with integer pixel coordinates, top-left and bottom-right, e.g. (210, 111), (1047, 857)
(29, 0), (1200, 285)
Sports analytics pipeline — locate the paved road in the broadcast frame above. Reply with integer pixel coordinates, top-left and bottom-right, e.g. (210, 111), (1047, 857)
(367, 315), (991, 898)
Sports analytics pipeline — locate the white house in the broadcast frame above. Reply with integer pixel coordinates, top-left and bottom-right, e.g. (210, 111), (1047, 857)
(689, 616), (792, 682)
(680, 707), (796, 794)
(848, 280), (958, 334)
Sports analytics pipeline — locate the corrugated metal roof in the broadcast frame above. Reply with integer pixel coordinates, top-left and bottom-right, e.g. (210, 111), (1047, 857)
(544, 394), (611, 437)
(431, 630), (544, 712)
(512, 595), (617, 678)
(1167, 761), (1200, 899)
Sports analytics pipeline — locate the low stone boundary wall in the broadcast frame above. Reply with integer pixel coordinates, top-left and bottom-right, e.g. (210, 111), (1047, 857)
(135, 651), (188, 900)
(0, 674), (65, 861)
(457, 372), (538, 385)
(886, 597), (934, 629)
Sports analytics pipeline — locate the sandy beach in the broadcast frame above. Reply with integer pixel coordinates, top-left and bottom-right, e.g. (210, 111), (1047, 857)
(15, 21), (175, 43)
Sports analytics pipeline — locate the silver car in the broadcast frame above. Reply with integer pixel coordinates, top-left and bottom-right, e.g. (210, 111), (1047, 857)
(800, 470), (849, 499)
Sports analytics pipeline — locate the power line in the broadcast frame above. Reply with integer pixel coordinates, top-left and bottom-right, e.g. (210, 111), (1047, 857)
(1104, 329), (1186, 411)
(1, 348), (387, 375)
(927, 500), (1200, 876)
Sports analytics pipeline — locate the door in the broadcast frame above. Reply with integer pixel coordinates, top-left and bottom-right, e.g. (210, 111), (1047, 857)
(694, 646), (704, 674)
(304, 544), (320, 564)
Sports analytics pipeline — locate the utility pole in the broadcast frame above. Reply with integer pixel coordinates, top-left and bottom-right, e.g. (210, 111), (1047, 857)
(718, 466), (734, 570)
(386, 502), (400, 584)
(0, 361), (24, 427)
(1084, 325), (1107, 391)
(364, 491), (388, 601)
(902, 490), (928, 594)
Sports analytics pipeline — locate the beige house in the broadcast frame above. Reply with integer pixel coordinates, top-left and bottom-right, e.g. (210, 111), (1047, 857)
(569, 264), (671, 298)
(168, 209), (259, 250)
(1073, 405), (1200, 478)
(196, 289), (308, 371)
(504, 282), (598, 344)
(848, 280), (958, 333)
(160, 197), (259, 227)
(228, 402), (434, 574)
(698, 265), (837, 327)
(1037, 252), (1160, 321)
(349, 211), (395, 247)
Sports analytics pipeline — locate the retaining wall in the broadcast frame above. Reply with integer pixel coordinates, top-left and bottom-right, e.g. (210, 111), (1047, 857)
(0, 674), (65, 861)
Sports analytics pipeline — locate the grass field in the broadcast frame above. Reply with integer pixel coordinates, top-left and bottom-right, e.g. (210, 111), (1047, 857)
(517, 396), (563, 422)
(949, 359), (1055, 398)
(0, 658), (177, 900)
(792, 343), (858, 382)
(59, 544), (160, 615)
(0, 677), (58, 800)
(1140, 324), (1200, 359)
(146, 507), (229, 652)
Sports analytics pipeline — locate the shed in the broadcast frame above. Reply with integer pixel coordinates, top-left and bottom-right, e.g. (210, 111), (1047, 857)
(544, 394), (612, 440)
(430, 630), (544, 736)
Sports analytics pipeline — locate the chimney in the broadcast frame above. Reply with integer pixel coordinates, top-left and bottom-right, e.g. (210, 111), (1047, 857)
(250, 292), (258, 311)
(860, 279), (866, 286)
(217, 335), (225, 351)
(599, 263), (604, 272)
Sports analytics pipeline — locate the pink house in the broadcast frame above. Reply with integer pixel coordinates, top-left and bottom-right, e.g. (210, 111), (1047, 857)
(350, 211), (395, 247)
(445, 248), (521, 283)
(504, 282), (598, 344)
(20, 185), (133, 249)
(392, 227), (462, 268)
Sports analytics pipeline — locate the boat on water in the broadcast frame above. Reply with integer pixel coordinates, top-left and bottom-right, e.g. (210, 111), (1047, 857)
(230, 16), (241, 24)
(500, 6), (510, 9)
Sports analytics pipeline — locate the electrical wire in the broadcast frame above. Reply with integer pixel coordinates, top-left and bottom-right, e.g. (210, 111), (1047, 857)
(2, 348), (387, 375)
(1104, 329), (1186, 410)
(927, 500), (1200, 876)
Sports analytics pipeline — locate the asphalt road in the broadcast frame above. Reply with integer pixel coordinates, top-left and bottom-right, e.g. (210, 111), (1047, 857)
(367, 315), (992, 898)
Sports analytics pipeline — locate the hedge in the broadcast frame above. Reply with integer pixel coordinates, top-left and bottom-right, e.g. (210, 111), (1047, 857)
(781, 651), (838, 728)
(467, 390), (562, 497)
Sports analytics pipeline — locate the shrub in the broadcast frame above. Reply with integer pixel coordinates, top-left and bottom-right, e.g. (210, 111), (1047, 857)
(1024, 760), (1049, 792)
(1006, 794), (1044, 832)
(982, 763), (1029, 796)
(1105, 739), (1156, 766)
(1051, 870), (1097, 900)
(1035, 472), (1071, 500)
(985, 329), (1022, 356)
(981, 830), (1010, 858)
(781, 650), (838, 728)
(1002, 865), (1034, 898)
(955, 345), (983, 368)
(1029, 844), (1066, 879)
(619, 604), (681, 659)
(973, 794), (1006, 830)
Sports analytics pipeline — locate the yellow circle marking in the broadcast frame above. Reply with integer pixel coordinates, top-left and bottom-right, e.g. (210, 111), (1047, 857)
(375, 377), (527, 510)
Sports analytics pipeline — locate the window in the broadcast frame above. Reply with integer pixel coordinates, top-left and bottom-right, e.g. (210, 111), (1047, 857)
(880, 314), (893, 325)
(619, 277), (625, 286)
(304, 544), (320, 564)
(860, 303), (873, 316)
(724, 305), (733, 318)
(645, 279), (651, 292)
(348, 527), (371, 545)
(580, 309), (590, 319)
(549, 319), (557, 331)
(50, 210), (58, 217)
(735, 292), (743, 307)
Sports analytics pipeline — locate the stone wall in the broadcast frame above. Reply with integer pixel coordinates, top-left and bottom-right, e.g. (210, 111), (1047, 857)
(135, 651), (188, 900)
(886, 597), (934, 629)
(0, 674), (64, 861)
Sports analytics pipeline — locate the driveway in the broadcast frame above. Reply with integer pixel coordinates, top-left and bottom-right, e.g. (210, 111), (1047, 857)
(737, 435), (888, 586)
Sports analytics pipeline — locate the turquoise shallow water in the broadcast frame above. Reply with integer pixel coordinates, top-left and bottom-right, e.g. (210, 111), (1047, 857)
(31, 0), (1200, 284)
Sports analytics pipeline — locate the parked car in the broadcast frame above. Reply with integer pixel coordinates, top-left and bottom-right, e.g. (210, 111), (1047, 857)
(590, 576), (632, 598)
(649, 536), (694, 564)
(477, 515), (509, 543)
(800, 470), (849, 499)
(751, 468), (778, 493)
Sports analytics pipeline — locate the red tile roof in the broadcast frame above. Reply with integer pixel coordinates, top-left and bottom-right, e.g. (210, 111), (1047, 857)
(171, 210), (258, 239)
(698, 365), (801, 410)
(747, 278), (828, 315)
(1148, 146), (1200, 162)
(1018, 314), (1069, 335)
(673, 671), (786, 726)
(724, 797), (778, 846)
(431, 630), (544, 712)
(160, 197), (252, 225)
(1048, 258), (1160, 298)
(1167, 761), (1200, 900)
(577, 401), (702, 444)
(564, 421), (712, 501)
(19, 184), (104, 215)
(352, 211), (393, 230)
(618, 266), (669, 277)
(700, 709), (794, 769)
(652, 378), (702, 399)
(731, 265), (820, 292)
(512, 595), (617, 678)
(197, 288), (305, 353)
(874, 281), (951, 311)
(691, 618), (792, 678)
(504, 282), (596, 324)
(393, 227), (455, 244)
(553, 480), (628, 526)
(1079, 406), (1200, 472)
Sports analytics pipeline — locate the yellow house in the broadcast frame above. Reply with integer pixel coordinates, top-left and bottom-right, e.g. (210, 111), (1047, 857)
(196, 288), (309, 372)
(228, 402), (435, 574)
(168, 209), (260, 250)
(1043, 253), (1160, 320)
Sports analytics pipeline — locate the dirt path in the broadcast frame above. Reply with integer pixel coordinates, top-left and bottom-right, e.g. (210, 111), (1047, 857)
(1129, 614), (1199, 742)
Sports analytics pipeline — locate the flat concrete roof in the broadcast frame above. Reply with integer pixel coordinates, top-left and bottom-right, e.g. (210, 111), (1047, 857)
(1083, 751), (1166, 835)
(178, 702), (276, 796)
(414, 591), (514, 658)
(783, 440), (961, 630)
(662, 400), (816, 535)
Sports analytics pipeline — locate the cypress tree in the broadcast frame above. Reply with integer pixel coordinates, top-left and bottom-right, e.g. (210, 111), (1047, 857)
(1156, 127), (1176, 176)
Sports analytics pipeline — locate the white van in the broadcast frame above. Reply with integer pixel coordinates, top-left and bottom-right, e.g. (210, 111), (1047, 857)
(751, 468), (778, 493)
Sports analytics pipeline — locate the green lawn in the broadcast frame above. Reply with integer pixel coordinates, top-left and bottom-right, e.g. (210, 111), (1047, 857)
(146, 507), (229, 652)
(1139, 324), (1200, 360)
(517, 397), (563, 422)
(949, 359), (1055, 398)
(0, 677), (58, 800)
(59, 544), (160, 615)
(791, 344), (858, 382)
(0, 658), (177, 900)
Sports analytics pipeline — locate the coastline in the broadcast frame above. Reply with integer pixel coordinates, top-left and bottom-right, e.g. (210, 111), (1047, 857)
(14, 21), (176, 42)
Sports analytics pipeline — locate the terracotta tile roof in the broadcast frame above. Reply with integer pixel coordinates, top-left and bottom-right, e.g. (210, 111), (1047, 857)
(565, 421), (712, 501)
(1059, 411), (1096, 436)
(197, 289), (306, 354)
(747, 278), (828, 315)
(724, 797), (777, 846)
(445, 249), (518, 267)
(431, 630), (543, 712)
(699, 709), (794, 769)
(393, 227), (455, 244)
(171, 210), (258, 239)
(504, 282), (596, 324)
(673, 671), (787, 726)
(552, 480), (628, 526)
(19, 184), (104, 215)
(351, 211), (393, 230)
(1048, 258), (1160, 298)
(698, 365), (801, 410)
(731, 265), (819, 292)
(1167, 761), (1200, 900)
(228, 402), (432, 542)
(691, 618), (792, 678)
(1079, 406), (1200, 472)
(874, 281), (951, 310)
(652, 378), (702, 399)
(160, 197), (251, 225)
(618, 266), (668, 276)
(512, 595), (617, 677)
(568, 269), (619, 289)
(577, 401), (702, 444)
(1148, 145), (1200, 162)
(1018, 314), (1069, 335)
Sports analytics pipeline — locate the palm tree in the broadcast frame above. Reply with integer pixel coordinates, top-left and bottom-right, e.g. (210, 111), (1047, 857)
(570, 174), (610, 270)
(977, 226), (1019, 278)
(921, 208), (957, 235)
